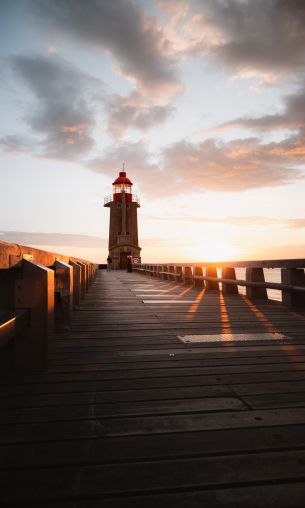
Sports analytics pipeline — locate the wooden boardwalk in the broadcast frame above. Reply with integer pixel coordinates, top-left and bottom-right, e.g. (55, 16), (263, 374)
(2, 270), (305, 506)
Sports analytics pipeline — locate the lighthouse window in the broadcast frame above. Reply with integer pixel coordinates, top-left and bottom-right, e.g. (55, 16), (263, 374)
(126, 203), (130, 209)
(117, 203), (122, 208)
(113, 184), (131, 194)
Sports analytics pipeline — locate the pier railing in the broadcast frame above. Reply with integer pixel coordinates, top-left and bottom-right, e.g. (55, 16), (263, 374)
(0, 241), (97, 372)
(132, 259), (305, 308)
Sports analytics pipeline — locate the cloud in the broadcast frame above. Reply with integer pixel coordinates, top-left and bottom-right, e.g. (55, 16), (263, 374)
(30, 0), (181, 101)
(159, 0), (305, 82)
(213, 86), (305, 134)
(208, 0), (305, 75)
(87, 134), (304, 196)
(0, 134), (34, 154)
(106, 92), (175, 138)
(2, 54), (104, 159)
(204, 85), (305, 177)
(26, 0), (183, 138)
(256, 242), (305, 260)
(87, 139), (161, 183)
(87, 139), (181, 199)
(0, 231), (107, 248)
(160, 137), (304, 193)
(143, 215), (305, 228)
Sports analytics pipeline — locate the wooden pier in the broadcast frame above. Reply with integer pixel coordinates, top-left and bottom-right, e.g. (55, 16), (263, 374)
(2, 265), (305, 506)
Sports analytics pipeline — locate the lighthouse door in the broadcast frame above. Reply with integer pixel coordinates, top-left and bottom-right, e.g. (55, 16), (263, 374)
(120, 252), (131, 269)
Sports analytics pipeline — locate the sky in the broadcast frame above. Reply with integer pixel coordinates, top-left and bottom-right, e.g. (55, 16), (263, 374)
(1, 0), (305, 263)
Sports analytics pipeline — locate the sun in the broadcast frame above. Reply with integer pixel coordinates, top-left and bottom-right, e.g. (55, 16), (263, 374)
(184, 240), (241, 262)
(202, 241), (240, 261)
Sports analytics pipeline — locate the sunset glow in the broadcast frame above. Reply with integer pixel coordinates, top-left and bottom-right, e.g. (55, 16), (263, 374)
(196, 242), (241, 262)
(1, 1), (305, 263)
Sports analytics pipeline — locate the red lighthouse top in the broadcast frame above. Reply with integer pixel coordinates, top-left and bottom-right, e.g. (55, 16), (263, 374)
(112, 171), (133, 186)
(112, 170), (133, 202)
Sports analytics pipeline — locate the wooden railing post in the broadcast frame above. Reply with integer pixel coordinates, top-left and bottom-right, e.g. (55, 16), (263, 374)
(87, 264), (92, 287)
(157, 266), (162, 278)
(85, 263), (90, 291)
(77, 261), (87, 299)
(206, 266), (219, 290)
(162, 265), (168, 280)
(169, 265), (176, 281)
(14, 260), (54, 371)
(53, 261), (73, 330)
(194, 266), (205, 287)
(69, 260), (81, 309)
(91, 264), (94, 284)
(184, 266), (193, 284)
(282, 268), (305, 307)
(246, 268), (267, 299)
(175, 266), (182, 281)
(222, 267), (238, 294)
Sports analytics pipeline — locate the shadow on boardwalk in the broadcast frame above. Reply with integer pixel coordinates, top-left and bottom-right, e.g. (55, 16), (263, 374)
(1, 270), (305, 507)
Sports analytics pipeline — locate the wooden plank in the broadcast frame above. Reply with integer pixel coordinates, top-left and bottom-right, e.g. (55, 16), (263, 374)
(26, 483), (305, 508)
(0, 397), (247, 424)
(2, 270), (305, 508)
(3, 370), (305, 396)
(3, 449), (305, 503)
(2, 424), (305, 470)
(4, 407), (305, 443)
(233, 380), (305, 396)
(0, 385), (233, 409)
(242, 392), (305, 409)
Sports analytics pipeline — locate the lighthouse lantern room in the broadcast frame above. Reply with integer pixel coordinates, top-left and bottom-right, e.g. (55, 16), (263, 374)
(104, 168), (141, 269)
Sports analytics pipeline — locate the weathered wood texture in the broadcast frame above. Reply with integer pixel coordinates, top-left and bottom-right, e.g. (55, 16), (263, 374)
(0, 242), (97, 371)
(0, 240), (92, 269)
(1, 271), (305, 506)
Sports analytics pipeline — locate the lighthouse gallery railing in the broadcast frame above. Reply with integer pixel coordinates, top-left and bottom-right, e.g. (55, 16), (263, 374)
(104, 194), (140, 206)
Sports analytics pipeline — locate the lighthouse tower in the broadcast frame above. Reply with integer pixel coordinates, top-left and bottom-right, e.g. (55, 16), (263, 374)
(104, 168), (141, 269)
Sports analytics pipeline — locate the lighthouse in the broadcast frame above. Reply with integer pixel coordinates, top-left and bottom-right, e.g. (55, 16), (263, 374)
(104, 168), (141, 269)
